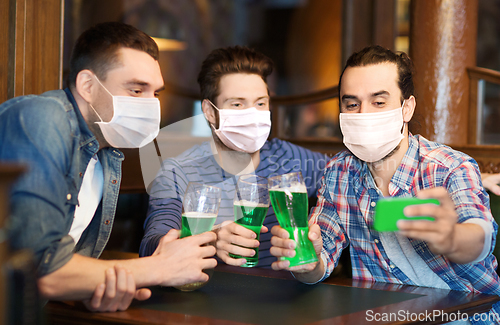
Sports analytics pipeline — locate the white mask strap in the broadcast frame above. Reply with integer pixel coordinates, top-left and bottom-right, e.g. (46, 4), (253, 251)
(401, 99), (406, 133)
(90, 75), (114, 124)
(89, 103), (104, 122)
(207, 99), (220, 111)
(205, 99), (220, 130)
(94, 75), (114, 98)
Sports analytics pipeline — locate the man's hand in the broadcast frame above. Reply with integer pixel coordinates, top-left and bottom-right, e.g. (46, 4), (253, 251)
(152, 229), (217, 287)
(481, 173), (500, 196)
(269, 224), (323, 280)
(214, 220), (267, 266)
(397, 187), (484, 263)
(83, 265), (151, 312)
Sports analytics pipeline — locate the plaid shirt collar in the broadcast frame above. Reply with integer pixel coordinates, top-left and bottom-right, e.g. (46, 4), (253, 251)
(389, 133), (419, 196)
(358, 133), (419, 197)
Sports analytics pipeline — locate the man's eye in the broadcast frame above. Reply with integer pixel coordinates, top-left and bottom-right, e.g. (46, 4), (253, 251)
(154, 92), (160, 98)
(257, 102), (268, 107)
(131, 89), (142, 95)
(374, 101), (385, 106)
(345, 103), (359, 110)
(231, 103), (242, 107)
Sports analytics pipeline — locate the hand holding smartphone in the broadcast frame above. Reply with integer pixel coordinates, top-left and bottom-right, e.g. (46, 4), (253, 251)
(373, 197), (440, 232)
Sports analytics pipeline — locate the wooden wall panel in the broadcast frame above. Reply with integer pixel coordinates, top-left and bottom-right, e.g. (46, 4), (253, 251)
(342, 0), (396, 65)
(0, 0), (63, 104)
(0, 1), (63, 322)
(0, 0), (9, 104)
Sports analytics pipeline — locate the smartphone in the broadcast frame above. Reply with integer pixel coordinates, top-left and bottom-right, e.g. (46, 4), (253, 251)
(373, 197), (440, 232)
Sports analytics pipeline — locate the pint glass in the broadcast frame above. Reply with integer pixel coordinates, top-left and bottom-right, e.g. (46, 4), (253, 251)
(230, 175), (269, 267)
(268, 172), (318, 267)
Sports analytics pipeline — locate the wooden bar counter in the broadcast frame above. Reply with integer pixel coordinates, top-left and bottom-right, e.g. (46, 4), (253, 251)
(45, 259), (500, 325)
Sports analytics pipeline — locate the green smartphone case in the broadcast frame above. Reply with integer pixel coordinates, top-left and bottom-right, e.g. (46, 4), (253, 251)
(373, 197), (440, 232)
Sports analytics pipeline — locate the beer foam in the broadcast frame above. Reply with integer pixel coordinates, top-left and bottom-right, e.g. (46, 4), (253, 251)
(234, 200), (269, 208)
(183, 212), (217, 218)
(270, 183), (307, 193)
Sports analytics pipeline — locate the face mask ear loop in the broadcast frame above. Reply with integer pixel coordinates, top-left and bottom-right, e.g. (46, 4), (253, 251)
(89, 103), (104, 123)
(92, 75), (115, 124)
(207, 99), (220, 112)
(401, 99), (406, 134)
(94, 75), (114, 98)
(206, 99), (220, 130)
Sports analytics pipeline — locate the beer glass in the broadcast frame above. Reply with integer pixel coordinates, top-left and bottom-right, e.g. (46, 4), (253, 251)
(175, 182), (221, 291)
(268, 172), (318, 267)
(230, 174), (269, 267)
(180, 183), (221, 238)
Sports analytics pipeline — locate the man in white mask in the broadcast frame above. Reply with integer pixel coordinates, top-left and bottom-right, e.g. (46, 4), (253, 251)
(270, 45), (500, 323)
(141, 46), (330, 268)
(0, 22), (217, 312)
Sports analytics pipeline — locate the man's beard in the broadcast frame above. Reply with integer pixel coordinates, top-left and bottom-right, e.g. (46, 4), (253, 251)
(368, 143), (401, 165)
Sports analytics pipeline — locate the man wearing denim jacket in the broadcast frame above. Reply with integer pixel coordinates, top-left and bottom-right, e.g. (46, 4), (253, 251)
(0, 22), (216, 312)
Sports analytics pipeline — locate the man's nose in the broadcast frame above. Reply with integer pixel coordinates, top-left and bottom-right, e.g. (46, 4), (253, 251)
(358, 103), (369, 113)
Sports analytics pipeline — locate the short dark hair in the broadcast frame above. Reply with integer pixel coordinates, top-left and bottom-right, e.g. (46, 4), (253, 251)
(197, 46), (274, 103)
(339, 45), (415, 102)
(68, 22), (159, 87)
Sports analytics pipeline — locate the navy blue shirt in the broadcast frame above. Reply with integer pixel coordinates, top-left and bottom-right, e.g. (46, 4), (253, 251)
(141, 138), (329, 267)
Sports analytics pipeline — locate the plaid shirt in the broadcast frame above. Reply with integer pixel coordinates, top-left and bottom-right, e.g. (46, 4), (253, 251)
(311, 134), (500, 323)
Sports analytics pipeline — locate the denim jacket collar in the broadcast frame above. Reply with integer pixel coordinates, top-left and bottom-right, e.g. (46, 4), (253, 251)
(63, 88), (98, 150)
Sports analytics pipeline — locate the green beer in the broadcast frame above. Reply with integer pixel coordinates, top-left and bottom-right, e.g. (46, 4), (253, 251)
(229, 202), (268, 267)
(180, 212), (217, 238)
(269, 186), (318, 267)
(176, 212), (217, 292)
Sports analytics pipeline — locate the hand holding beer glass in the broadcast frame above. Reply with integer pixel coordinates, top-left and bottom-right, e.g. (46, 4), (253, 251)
(229, 175), (269, 267)
(269, 172), (318, 267)
(175, 182), (221, 291)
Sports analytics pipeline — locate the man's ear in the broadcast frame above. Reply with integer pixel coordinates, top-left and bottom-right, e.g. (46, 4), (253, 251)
(75, 70), (96, 103)
(202, 99), (216, 125)
(403, 95), (416, 123)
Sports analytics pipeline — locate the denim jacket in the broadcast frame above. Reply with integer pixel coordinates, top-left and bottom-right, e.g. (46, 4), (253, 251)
(0, 89), (123, 277)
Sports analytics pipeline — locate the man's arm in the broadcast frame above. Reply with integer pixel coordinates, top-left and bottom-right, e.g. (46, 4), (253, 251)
(398, 159), (496, 264)
(481, 173), (500, 196)
(140, 160), (188, 257)
(82, 264), (151, 312)
(397, 187), (486, 264)
(38, 230), (217, 301)
(140, 197), (182, 256)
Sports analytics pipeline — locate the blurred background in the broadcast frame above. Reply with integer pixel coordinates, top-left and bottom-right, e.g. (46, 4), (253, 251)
(3, 2), (500, 322)
(2, 0), (500, 297)
(61, 0), (411, 139)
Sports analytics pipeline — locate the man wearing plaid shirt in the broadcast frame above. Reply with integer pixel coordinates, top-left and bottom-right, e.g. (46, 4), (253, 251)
(270, 45), (500, 324)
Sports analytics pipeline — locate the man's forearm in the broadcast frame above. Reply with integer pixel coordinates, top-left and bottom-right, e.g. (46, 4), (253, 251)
(445, 223), (484, 264)
(37, 254), (161, 301)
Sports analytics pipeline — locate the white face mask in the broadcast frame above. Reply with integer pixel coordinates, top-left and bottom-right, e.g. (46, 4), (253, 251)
(339, 103), (406, 163)
(90, 76), (161, 148)
(207, 100), (271, 153)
